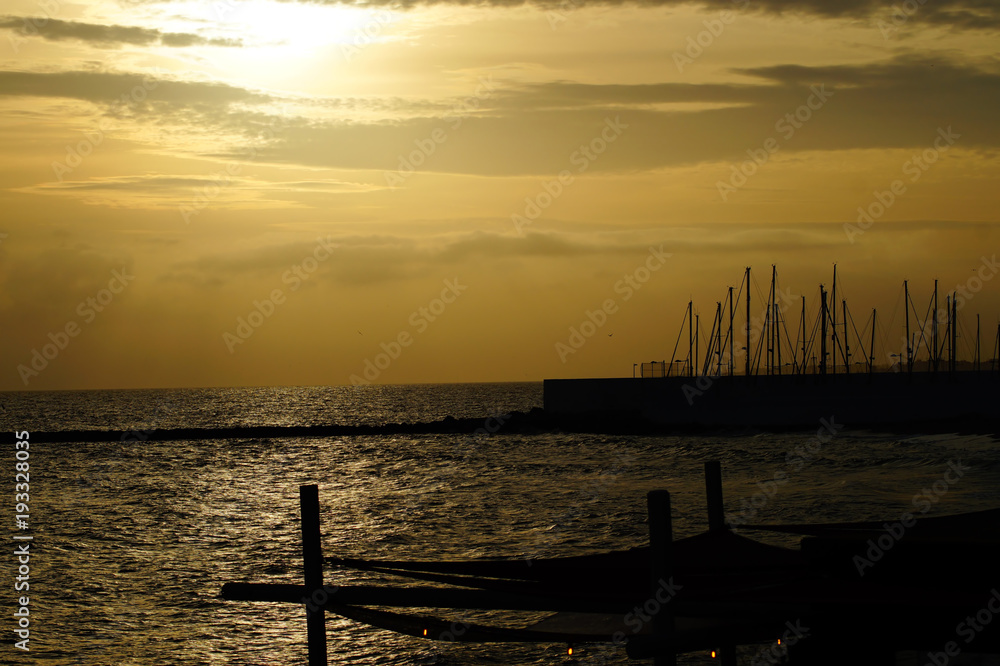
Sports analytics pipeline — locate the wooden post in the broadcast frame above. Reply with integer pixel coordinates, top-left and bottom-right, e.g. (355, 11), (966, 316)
(300, 485), (328, 666)
(647, 490), (676, 666)
(704, 460), (726, 532)
(705, 464), (737, 665)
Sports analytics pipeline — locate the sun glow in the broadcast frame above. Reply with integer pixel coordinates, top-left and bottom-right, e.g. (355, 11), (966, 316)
(151, 0), (405, 93)
(215, 0), (399, 51)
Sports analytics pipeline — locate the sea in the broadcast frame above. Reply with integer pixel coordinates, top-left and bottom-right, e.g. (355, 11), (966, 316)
(1, 382), (999, 665)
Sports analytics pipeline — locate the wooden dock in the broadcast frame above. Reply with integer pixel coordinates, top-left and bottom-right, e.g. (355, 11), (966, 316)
(220, 461), (1000, 664)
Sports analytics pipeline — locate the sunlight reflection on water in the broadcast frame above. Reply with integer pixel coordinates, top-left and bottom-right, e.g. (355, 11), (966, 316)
(3, 385), (999, 664)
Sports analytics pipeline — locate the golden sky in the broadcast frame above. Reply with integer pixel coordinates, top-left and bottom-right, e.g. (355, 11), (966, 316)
(2, 0), (999, 390)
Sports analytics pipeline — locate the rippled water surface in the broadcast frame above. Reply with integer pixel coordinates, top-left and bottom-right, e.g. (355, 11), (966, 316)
(2, 383), (999, 665)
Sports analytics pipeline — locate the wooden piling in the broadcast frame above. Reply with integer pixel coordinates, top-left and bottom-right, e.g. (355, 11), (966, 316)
(704, 460), (726, 532)
(647, 490), (676, 666)
(300, 485), (328, 666)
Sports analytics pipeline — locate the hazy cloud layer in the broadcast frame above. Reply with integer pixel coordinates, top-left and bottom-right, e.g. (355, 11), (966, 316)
(281, 0), (1000, 30)
(1, 53), (996, 177)
(0, 16), (242, 48)
(158, 226), (858, 289)
(0, 70), (269, 107)
(239, 55), (1000, 175)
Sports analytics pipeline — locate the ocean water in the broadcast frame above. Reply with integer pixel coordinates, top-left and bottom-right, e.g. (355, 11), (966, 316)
(2, 382), (999, 665)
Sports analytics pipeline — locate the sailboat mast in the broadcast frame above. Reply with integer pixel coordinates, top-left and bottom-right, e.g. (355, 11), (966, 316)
(933, 279), (939, 374)
(687, 300), (693, 378)
(820, 285), (828, 375)
(831, 265), (838, 375)
(843, 300), (850, 375)
(952, 294), (958, 373)
(995, 323), (1000, 374)
(695, 313), (700, 378)
(716, 302), (723, 376)
(776, 301), (782, 375)
(728, 287), (734, 376)
(976, 313), (981, 372)
(745, 267), (751, 377)
(769, 265), (776, 375)
(948, 294), (953, 373)
(801, 296), (806, 375)
(870, 308), (877, 375)
(904, 280), (911, 374)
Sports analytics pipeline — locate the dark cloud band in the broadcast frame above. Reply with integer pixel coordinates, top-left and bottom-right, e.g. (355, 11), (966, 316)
(0, 16), (241, 48)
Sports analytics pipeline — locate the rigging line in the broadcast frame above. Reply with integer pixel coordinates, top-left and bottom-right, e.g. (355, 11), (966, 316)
(751, 305), (767, 375)
(828, 301), (848, 365)
(800, 284), (824, 374)
(804, 302), (823, 374)
(731, 276), (746, 336)
(731, 270), (753, 372)
(913, 290), (936, 364)
(667, 302), (688, 376)
(777, 291), (799, 369)
(849, 307), (873, 371)
(751, 269), (769, 307)
(879, 309), (899, 371)
(879, 282), (905, 364)
(701, 306), (721, 376)
(719, 285), (739, 373)
(957, 315), (976, 364)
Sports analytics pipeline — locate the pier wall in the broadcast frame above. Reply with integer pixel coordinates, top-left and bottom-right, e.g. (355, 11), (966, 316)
(543, 372), (1000, 427)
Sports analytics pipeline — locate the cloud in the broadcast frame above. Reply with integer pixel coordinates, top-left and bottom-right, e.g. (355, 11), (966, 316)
(278, 0), (1000, 30)
(0, 16), (242, 48)
(0, 244), (134, 317)
(202, 54), (1000, 175)
(26, 174), (376, 193)
(15, 174), (380, 210)
(159, 226), (853, 289)
(3, 54), (997, 178)
(0, 70), (269, 107)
